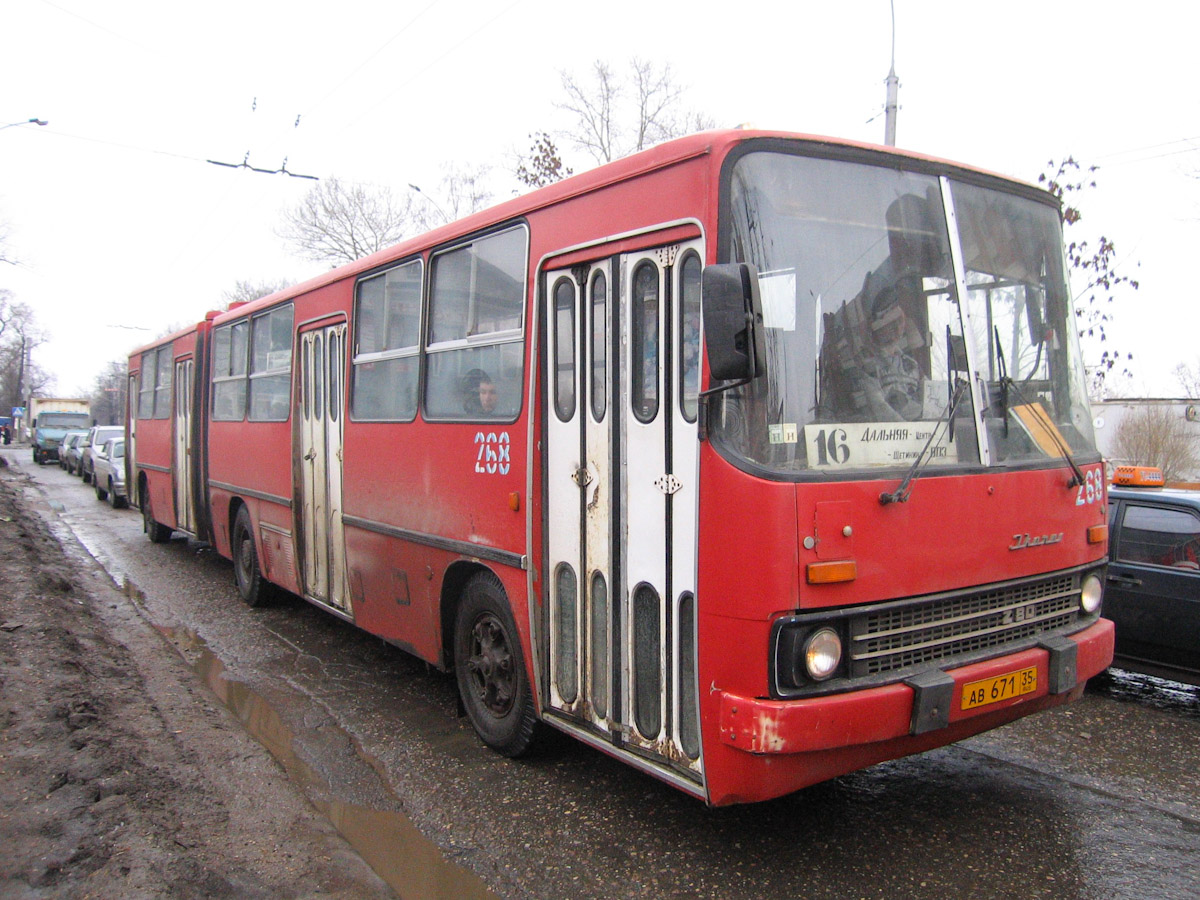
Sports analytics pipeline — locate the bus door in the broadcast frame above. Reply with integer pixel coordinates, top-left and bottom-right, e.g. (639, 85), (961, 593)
(297, 323), (350, 614)
(173, 358), (195, 533)
(544, 238), (704, 779)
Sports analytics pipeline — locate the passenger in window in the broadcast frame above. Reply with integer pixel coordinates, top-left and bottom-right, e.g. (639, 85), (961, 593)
(1170, 535), (1200, 570)
(462, 368), (499, 416)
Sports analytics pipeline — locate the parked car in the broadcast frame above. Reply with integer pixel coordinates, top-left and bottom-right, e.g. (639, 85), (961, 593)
(1106, 467), (1200, 685)
(59, 430), (89, 472)
(80, 425), (124, 484)
(91, 437), (127, 508)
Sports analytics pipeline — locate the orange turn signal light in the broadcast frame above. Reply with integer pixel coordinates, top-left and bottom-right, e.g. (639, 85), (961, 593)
(806, 560), (857, 585)
(1087, 524), (1107, 545)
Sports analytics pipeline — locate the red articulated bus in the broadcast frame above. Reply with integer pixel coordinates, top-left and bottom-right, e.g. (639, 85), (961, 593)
(127, 130), (1113, 806)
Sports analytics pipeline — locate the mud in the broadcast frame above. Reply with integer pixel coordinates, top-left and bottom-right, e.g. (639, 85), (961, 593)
(0, 457), (393, 898)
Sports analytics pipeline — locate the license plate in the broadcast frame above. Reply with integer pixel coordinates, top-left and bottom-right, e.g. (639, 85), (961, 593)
(961, 666), (1038, 711)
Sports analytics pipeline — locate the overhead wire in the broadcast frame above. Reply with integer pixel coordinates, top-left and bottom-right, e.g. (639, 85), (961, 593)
(340, 0), (525, 129)
(35, 0), (154, 51)
(1094, 136), (1200, 167)
(18, 126), (211, 166)
(29, 0), (527, 188)
(301, 0), (444, 118)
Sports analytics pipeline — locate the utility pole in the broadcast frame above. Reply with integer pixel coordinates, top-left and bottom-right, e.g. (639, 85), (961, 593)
(884, 66), (898, 146)
(883, 0), (899, 146)
(16, 333), (27, 408)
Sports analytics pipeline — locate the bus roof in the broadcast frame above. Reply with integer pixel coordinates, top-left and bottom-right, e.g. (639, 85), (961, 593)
(171, 128), (1053, 336)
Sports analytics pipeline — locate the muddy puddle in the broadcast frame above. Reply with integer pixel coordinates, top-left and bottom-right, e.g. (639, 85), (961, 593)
(153, 621), (496, 900)
(1088, 667), (1200, 718)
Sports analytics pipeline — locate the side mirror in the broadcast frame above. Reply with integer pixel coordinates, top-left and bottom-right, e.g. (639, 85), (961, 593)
(702, 263), (766, 382)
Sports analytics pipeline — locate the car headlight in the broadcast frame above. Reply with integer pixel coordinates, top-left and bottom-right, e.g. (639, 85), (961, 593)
(803, 627), (843, 681)
(1080, 572), (1103, 614)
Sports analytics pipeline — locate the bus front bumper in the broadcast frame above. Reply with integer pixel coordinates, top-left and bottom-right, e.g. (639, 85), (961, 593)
(718, 618), (1114, 755)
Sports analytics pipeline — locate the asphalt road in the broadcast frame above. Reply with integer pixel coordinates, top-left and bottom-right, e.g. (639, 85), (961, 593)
(11, 447), (1200, 899)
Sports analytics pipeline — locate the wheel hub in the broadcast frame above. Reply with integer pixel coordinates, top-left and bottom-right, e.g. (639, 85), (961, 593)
(467, 615), (515, 716)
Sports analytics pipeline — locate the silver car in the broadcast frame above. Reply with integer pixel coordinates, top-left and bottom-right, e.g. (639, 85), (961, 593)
(59, 430), (89, 472)
(92, 437), (127, 508)
(80, 425), (123, 484)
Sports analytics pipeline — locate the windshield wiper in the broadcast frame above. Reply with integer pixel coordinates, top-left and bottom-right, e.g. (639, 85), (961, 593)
(1000, 375), (1087, 489)
(992, 326), (1086, 489)
(880, 378), (969, 505)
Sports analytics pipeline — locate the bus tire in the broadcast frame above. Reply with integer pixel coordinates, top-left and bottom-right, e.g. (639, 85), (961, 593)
(142, 492), (172, 543)
(453, 572), (540, 758)
(232, 507), (273, 608)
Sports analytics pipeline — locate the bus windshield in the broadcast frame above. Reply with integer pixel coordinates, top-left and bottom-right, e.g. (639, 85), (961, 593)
(715, 150), (1097, 476)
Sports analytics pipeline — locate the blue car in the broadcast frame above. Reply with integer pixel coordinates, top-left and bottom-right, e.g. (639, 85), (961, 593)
(1106, 469), (1200, 685)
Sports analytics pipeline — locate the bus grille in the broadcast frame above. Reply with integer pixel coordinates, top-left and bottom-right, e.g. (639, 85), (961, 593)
(847, 573), (1081, 677)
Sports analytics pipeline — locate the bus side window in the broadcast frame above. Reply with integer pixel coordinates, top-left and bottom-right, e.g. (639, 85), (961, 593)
(351, 260), (422, 421)
(248, 305), (294, 422)
(425, 346), (522, 420)
(424, 226), (527, 421)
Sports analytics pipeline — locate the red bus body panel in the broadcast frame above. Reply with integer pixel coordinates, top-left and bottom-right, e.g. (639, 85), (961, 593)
(128, 323), (209, 536)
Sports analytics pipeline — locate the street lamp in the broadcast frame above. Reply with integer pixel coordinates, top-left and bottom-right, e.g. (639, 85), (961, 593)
(1, 118), (49, 132)
(882, 0), (898, 146)
(408, 183), (450, 225)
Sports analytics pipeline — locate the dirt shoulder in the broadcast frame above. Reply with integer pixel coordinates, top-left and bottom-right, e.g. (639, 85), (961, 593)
(0, 458), (393, 899)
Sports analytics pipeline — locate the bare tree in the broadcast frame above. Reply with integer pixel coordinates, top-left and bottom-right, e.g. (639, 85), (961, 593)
(631, 58), (685, 151)
(559, 61), (619, 165)
(0, 291), (50, 410)
(280, 168), (494, 268)
(223, 278), (294, 308)
(554, 58), (715, 167)
(436, 163), (495, 222)
(0, 216), (17, 267)
(88, 359), (128, 426)
(1174, 359), (1200, 397)
(1112, 405), (1200, 482)
(279, 178), (422, 266)
(1039, 158), (1139, 397)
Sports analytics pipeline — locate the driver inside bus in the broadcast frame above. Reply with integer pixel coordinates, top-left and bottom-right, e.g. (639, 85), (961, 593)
(821, 277), (928, 423)
(858, 283), (926, 421)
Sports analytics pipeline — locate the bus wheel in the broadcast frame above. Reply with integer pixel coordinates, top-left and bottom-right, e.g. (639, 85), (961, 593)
(142, 492), (172, 543)
(453, 573), (540, 758)
(232, 507), (272, 608)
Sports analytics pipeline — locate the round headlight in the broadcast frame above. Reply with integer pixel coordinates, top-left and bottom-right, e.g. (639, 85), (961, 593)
(804, 627), (843, 681)
(1080, 573), (1103, 614)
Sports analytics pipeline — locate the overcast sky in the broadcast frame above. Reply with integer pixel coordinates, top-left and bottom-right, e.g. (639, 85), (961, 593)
(2, 0), (1197, 398)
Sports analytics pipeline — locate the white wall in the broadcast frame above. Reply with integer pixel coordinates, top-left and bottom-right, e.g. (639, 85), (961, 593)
(1092, 399), (1200, 482)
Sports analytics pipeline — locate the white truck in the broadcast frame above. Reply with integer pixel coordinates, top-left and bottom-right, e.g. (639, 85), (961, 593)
(26, 397), (92, 465)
